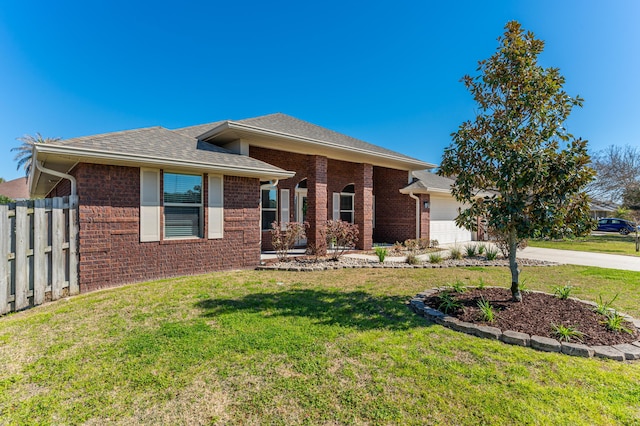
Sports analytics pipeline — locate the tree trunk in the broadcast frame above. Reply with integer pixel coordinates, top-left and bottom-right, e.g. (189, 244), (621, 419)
(508, 228), (522, 302)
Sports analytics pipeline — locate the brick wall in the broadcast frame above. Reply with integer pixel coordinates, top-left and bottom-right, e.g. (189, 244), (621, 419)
(250, 147), (310, 250)
(66, 163), (260, 292)
(373, 166), (417, 243)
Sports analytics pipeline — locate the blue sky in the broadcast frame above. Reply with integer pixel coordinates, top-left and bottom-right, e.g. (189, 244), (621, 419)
(1, 0), (638, 181)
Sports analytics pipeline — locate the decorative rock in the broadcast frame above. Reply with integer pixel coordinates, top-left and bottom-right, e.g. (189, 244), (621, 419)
(612, 343), (640, 360)
(440, 315), (461, 329)
(423, 307), (445, 320)
(409, 299), (425, 314)
(632, 341), (640, 349)
(472, 325), (502, 340)
(530, 335), (561, 353)
(561, 342), (594, 358)
(592, 346), (625, 361)
(500, 330), (530, 347)
(453, 321), (480, 335)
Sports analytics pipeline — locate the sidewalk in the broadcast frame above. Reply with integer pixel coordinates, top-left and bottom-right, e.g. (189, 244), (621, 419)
(517, 246), (640, 272)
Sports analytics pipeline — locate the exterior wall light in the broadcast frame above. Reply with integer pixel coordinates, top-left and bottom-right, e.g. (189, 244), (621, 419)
(423, 201), (430, 209)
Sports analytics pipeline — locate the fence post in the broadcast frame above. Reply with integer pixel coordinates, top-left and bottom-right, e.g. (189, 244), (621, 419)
(0, 205), (8, 315)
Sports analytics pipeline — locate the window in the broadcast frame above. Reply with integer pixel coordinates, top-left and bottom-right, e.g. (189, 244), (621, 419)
(261, 187), (277, 230)
(333, 184), (355, 223)
(164, 172), (202, 238)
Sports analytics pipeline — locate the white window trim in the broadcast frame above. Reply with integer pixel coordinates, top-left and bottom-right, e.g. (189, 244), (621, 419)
(163, 171), (204, 240)
(261, 185), (278, 231)
(333, 191), (355, 224)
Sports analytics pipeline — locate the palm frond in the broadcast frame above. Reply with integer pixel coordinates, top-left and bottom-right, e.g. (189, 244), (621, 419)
(11, 132), (61, 177)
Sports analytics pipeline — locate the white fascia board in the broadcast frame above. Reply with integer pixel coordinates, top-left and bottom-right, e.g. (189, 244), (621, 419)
(201, 121), (436, 170)
(400, 187), (452, 195)
(34, 144), (295, 180)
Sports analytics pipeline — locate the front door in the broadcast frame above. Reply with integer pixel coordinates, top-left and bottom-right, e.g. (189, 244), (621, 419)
(295, 188), (308, 246)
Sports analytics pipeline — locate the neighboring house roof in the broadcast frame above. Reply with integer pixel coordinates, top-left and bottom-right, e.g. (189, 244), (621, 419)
(175, 113), (434, 171)
(401, 170), (456, 194)
(0, 177), (29, 200)
(589, 201), (618, 212)
(402, 170), (494, 198)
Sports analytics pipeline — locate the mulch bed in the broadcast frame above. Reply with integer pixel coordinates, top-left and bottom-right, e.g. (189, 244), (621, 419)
(425, 287), (639, 346)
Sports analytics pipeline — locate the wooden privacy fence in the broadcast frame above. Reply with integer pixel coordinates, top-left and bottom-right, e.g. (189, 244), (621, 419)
(0, 196), (79, 315)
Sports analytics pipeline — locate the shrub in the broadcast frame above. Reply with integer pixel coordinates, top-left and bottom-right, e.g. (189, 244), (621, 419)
(404, 239), (419, 252)
(477, 243), (486, 255)
(477, 297), (495, 323)
(324, 220), (359, 260)
(428, 253), (443, 264)
(476, 277), (487, 289)
(374, 246), (387, 263)
(430, 239), (439, 248)
(271, 221), (307, 261)
(594, 293), (619, 316)
(553, 284), (574, 300)
(418, 238), (431, 250)
(603, 311), (633, 334)
(551, 324), (584, 343)
(464, 244), (477, 257)
(306, 240), (327, 263)
(391, 241), (404, 254)
(437, 292), (462, 314)
(450, 279), (466, 293)
(406, 253), (419, 265)
(449, 246), (463, 260)
(485, 246), (499, 260)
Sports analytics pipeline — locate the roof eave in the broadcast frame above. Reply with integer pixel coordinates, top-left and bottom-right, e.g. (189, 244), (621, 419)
(31, 144), (294, 197)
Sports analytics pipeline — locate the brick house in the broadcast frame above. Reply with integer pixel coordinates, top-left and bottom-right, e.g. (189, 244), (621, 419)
(30, 113), (470, 292)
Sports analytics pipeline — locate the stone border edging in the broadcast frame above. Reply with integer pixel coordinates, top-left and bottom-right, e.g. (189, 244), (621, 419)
(256, 261), (556, 272)
(408, 287), (640, 362)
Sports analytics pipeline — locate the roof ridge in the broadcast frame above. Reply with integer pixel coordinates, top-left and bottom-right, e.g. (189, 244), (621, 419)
(54, 126), (167, 145)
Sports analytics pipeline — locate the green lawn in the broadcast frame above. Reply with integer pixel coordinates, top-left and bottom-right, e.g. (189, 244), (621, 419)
(529, 233), (640, 256)
(1, 266), (639, 425)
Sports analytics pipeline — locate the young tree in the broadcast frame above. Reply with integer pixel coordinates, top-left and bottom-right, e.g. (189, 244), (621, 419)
(12, 133), (61, 177)
(439, 21), (594, 301)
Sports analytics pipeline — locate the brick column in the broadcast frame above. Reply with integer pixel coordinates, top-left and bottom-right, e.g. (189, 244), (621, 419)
(354, 163), (373, 250)
(420, 194), (430, 240)
(307, 155), (328, 254)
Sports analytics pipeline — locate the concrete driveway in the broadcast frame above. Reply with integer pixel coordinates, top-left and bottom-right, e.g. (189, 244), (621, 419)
(517, 246), (640, 272)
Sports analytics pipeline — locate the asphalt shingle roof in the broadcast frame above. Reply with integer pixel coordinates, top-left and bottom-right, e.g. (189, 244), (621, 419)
(50, 126), (286, 172)
(408, 170), (455, 192)
(174, 113), (425, 163)
(236, 113), (420, 161)
(0, 177), (29, 200)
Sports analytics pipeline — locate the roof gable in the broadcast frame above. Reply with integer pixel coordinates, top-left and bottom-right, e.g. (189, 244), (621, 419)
(174, 113), (434, 170)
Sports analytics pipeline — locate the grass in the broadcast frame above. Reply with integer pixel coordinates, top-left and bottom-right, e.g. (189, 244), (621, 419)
(0, 266), (639, 424)
(529, 233), (640, 256)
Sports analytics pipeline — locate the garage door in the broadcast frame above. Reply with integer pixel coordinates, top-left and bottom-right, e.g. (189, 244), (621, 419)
(429, 194), (472, 244)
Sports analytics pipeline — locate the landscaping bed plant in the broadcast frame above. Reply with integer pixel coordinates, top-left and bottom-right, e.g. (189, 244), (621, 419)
(259, 254), (554, 271)
(423, 287), (639, 346)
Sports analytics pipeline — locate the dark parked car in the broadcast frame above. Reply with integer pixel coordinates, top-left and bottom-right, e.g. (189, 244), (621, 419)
(596, 218), (637, 235)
